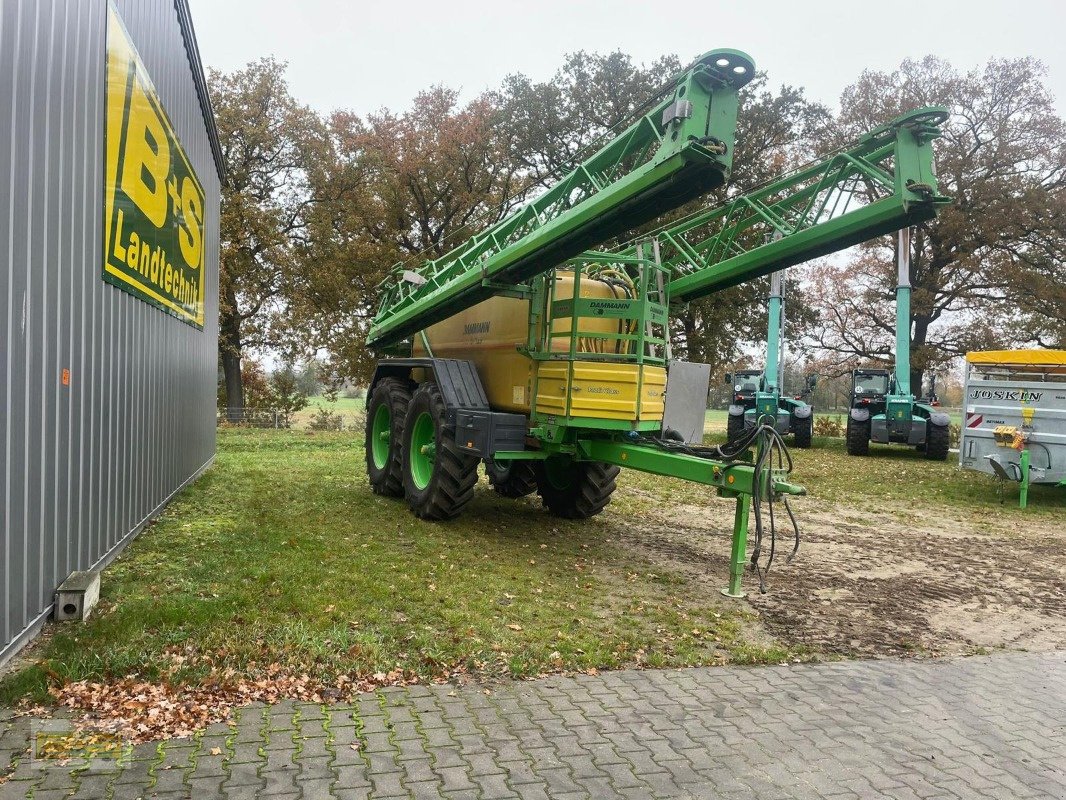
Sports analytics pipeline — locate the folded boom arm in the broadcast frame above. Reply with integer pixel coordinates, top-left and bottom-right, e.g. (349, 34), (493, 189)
(366, 50), (756, 349)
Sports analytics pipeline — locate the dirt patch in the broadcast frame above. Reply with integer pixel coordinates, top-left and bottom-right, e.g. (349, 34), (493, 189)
(610, 496), (1066, 658)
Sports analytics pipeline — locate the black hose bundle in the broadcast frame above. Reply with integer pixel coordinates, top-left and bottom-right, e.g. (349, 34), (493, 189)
(744, 424), (800, 593)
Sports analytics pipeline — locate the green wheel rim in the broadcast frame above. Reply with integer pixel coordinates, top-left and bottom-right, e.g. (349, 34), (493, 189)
(542, 456), (572, 491)
(371, 403), (391, 470)
(409, 411), (436, 490)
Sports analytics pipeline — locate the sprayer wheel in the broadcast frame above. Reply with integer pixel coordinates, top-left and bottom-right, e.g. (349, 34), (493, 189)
(535, 457), (619, 520)
(365, 377), (412, 497)
(401, 382), (480, 520)
(485, 457), (538, 498)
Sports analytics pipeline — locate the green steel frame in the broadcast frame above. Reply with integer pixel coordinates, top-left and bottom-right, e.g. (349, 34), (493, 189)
(526, 245), (671, 422)
(537, 247), (670, 367)
(492, 241), (804, 597)
(366, 49), (755, 349)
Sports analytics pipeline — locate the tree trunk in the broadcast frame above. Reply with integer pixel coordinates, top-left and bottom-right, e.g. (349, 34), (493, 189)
(220, 286), (244, 422)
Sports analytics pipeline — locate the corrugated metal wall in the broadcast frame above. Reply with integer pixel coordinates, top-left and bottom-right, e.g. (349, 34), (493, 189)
(0, 0), (220, 664)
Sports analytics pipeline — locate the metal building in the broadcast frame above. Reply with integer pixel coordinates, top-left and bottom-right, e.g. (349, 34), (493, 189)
(1, 0), (223, 664)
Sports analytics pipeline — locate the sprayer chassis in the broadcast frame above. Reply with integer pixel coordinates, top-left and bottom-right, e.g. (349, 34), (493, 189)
(369, 251), (802, 597)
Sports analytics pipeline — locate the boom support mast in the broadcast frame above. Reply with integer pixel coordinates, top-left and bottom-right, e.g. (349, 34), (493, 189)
(895, 227), (912, 397)
(765, 270), (785, 394)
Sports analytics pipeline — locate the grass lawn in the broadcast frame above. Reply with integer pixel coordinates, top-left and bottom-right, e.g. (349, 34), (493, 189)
(303, 394), (365, 413)
(780, 436), (1064, 515)
(4, 426), (1059, 708)
(290, 395), (366, 427)
(0, 430), (783, 706)
(609, 434), (1064, 524)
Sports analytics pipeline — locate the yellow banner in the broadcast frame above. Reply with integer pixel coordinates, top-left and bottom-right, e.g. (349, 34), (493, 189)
(103, 1), (206, 328)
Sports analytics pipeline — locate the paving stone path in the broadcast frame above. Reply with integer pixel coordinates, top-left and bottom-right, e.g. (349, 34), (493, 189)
(1, 650), (1064, 799)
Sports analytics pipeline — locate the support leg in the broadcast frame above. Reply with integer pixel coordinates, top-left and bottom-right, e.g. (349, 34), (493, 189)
(721, 495), (750, 599)
(1019, 449), (1030, 509)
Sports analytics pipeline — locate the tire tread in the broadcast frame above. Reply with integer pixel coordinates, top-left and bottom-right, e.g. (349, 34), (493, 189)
(536, 460), (619, 519)
(366, 377), (411, 497)
(403, 383), (479, 520)
(924, 421), (950, 461)
(486, 458), (538, 498)
(726, 412), (745, 445)
(846, 416), (870, 456)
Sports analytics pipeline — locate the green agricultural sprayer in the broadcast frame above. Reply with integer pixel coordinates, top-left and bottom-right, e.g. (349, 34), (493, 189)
(361, 49), (948, 595)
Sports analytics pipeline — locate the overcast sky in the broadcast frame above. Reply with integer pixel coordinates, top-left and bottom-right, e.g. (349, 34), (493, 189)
(187, 0), (1065, 117)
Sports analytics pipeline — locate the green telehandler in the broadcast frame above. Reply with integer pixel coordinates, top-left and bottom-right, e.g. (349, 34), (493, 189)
(844, 228), (952, 460)
(723, 269), (818, 448)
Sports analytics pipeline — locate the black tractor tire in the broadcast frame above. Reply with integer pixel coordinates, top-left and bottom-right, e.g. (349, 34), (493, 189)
(401, 382), (480, 520)
(924, 422), (950, 461)
(726, 412), (746, 445)
(485, 457), (539, 498)
(846, 416), (871, 456)
(365, 377), (412, 497)
(535, 457), (620, 520)
(792, 415), (813, 449)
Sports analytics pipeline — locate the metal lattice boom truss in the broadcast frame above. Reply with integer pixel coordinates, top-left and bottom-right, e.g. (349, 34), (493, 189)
(366, 49), (756, 349)
(659, 107), (950, 303)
